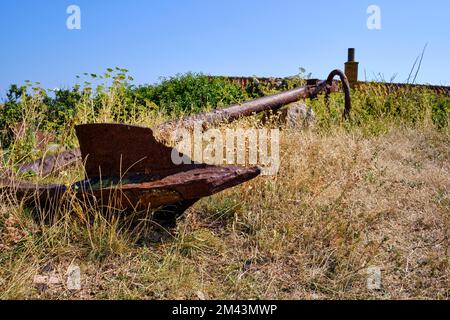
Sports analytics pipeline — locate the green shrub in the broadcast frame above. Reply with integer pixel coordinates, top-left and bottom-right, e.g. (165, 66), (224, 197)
(129, 72), (247, 115)
(0, 85), (27, 148)
(431, 97), (449, 130)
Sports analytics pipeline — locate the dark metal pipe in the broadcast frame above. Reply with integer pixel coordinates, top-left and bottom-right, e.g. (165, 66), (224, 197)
(326, 69), (351, 120)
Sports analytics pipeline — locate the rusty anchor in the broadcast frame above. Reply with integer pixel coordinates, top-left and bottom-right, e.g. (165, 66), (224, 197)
(0, 69), (351, 223)
(1, 124), (261, 224)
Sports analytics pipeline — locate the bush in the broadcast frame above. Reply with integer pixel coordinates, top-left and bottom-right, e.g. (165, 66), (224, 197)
(0, 85), (27, 148)
(431, 97), (449, 130)
(129, 72), (247, 115)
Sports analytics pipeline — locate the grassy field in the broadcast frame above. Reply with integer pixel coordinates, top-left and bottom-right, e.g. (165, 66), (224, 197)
(0, 75), (448, 299)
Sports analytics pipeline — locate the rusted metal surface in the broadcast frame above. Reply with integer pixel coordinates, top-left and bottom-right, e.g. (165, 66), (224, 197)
(1, 166), (260, 215)
(72, 164), (260, 211)
(3, 165), (259, 212)
(75, 123), (193, 177)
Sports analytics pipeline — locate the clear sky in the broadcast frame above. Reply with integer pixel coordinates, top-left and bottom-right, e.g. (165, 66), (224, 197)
(0, 0), (449, 96)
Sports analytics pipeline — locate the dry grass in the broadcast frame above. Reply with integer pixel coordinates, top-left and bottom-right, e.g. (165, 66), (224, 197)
(0, 121), (448, 299)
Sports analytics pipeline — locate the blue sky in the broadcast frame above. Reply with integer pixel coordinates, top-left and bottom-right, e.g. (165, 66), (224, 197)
(0, 0), (449, 95)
